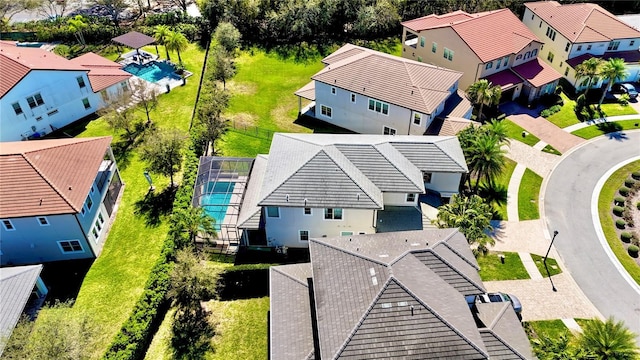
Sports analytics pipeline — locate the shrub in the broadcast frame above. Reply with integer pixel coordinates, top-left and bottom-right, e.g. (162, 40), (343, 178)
(632, 171), (640, 180)
(613, 206), (625, 216)
(614, 196), (626, 205)
(628, 245), (639, 258)
(636, 201), (640, 210)
(618, 93), (630, 106)
(616, 219), (626, 229)
(619, 187), (630, 196)
(621, 232), (633, 243)
(624, 179), (635, 188)
(540, 104), (562, 117)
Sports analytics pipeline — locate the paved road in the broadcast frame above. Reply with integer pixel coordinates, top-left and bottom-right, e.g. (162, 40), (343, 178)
(544, 131), (640, 339)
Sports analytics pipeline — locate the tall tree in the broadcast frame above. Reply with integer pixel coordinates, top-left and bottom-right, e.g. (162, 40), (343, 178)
(196, 85), (230, 155)
(166, 30), (189, 65)
(486, 119), (510, 145)
(575, 57), (603, 99)
(434, 194), (495, 256)
(468, 134), (505, 192)
(170, 206), (218, 249)
(132, 80), (159, 125)
(38, 0), (68, 19)
(598, 58), (628, 107)
(209, 46), (236, 90)
(576, 317), (639, 360)
(67, 15), (88, 46)
(466, 79), (501, 122)
(0, 0), (41, 21)
(154, 25), (172, 60)
(140, 128), (186, 186)
(353, 0), (401, 39)
(213, 21), (242, 54)
(98, 91), (140, 143)
(92, 0), (127, 26)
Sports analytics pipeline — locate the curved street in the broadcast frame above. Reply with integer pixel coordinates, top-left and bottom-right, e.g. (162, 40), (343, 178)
(544, 131), (640, 338)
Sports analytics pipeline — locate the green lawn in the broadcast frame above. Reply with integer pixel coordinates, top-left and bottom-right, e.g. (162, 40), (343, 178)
(571, 119), (640, 139)
(599, 101), (638, 117)
(477, 251), (530, 281)
(530, 253), (562, 277)
(492, 158), (517, 220)
(546, 93), (581, 128)
(518, 168), (542, 220)
(525, 319), (570, 340)
(143, 308), (175, 360)
(503, 119), (540, 146)
(34, 43), (206, 359)
(598, 160), (640, 285)
(542, 144), (562, 155)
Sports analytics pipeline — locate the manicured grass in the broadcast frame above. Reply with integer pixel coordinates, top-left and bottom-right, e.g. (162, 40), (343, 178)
(599, 101), (638, 117)
(525, 319), (570, 340)
(492, 157), (517, 220)
(542, 144), (562, 155)
(546, 93), (581, 128)
(571, 119), (640, 139)
(598, 160), (640, 285)
(503, 119), (540, 146)
(206, 297), (270, 360)
(518, 168), (542, 220)
(143, 308), (175, 360)
(530, 253), (562, 277)
(477, 251), (530, 281)
(34, 43), (206, 359)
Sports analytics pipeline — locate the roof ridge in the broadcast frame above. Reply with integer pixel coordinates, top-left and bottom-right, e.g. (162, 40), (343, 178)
(440, 231), (480, 270)
(427, 246), (485, 293)
(372, 144), (423, 192)
(311, 237), (391, 267)
(0, 266), (40, 281)
(271, 266), (309, 287)
(21, 152), (79, 213)
(480, 324), (528, 359)
(433, 137), (468, 171)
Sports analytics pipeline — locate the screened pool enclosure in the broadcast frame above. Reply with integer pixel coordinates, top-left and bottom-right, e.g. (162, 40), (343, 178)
(192, 157), (253, 253)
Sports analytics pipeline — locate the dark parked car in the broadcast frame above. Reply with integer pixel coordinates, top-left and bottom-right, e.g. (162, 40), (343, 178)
(466, 292), (522, 316)
(613, 83), (638, 99)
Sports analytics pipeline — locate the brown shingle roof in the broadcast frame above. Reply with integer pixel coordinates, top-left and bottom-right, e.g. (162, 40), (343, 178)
(68, 52), (132, 92)
(525, 1), (640, 43)
(312, 44), (463, 114)
(111, 31), (156, 49)
(403, 9), (540, 63)
(511, 57), (562, 87)
(0, 137), (113, 218)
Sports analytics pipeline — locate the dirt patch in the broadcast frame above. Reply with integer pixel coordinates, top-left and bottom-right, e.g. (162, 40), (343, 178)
(226, 81), (257, 96)
(227, 112), (258, 128)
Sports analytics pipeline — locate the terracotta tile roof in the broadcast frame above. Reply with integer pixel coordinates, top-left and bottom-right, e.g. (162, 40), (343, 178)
(426, 117), (480, 136)
(567, 53), (595, 68)
(0, 137), (113, 218)
(525, 1), (640, 43)
(483, 69), (523, 89)
(511, 57), (562, 87)
(69, 52), (122, 68)
(111, 31), (156, 49)
(403, 9), (540, 62)
(568, 50), (640, 68)
(312, 44), (463, 114)
(68, 52), (132, 92)
(0, 42), (86, 98)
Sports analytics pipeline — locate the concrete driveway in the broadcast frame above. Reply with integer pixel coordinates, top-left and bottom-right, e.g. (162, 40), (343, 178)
(543, 131), (640, 339)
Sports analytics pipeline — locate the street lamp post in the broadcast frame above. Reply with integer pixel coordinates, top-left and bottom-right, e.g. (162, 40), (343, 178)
(544, 230), (559, 292)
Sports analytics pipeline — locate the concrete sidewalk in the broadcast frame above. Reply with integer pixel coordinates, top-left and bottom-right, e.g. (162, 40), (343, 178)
(508, 114), (585, 153)
(504, 140), (560, 178)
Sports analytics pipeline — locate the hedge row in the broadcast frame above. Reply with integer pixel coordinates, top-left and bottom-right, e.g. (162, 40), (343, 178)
(103, 140), (201, 360)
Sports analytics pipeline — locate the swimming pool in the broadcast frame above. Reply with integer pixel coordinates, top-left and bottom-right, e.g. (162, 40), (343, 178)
(122, 61), (181, 83)
(200, 182), (235, 230)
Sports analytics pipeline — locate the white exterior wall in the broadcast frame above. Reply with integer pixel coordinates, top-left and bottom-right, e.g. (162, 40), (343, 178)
(426, 172), (462, 197)
(314, 81), (439, 135)
(383, 192), (418, 206)
(0, 213), (92, 265)
(264, 207), (376, 248)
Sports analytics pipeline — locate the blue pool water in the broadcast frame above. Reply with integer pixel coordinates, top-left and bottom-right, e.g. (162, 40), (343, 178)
(122, 61), (181, 83)
(201, 182), (235, 230)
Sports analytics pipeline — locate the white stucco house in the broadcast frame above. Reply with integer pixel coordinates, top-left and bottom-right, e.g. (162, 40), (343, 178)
(522, 1), (640, 91)
(295, 44), (473, 136)
(0, 137), (123, 266)
(0, 41), (131, 142)
(236, 133), (468, 249)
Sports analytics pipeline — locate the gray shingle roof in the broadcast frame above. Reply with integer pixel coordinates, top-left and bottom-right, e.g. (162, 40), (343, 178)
(476, 303), (535, 359)
(0, 265), (43, 349)
(257, 134), (466, 209)
(237, 155), (268, 229)
(313, 44), (463, 114)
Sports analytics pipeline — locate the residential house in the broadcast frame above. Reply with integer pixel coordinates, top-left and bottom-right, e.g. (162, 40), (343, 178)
(0, 41), (131, 142)
(295, 44), (472, 136)
(236, 133), (468, 248)
(0, 137), (123, 266)
(401, 9), (562, 104)
(269, 229), (535, 359)
(522, 1), (640, 90)
(0, 264), (48, 355)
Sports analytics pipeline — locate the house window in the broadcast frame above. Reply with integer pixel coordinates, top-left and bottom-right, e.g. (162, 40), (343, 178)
(320, 105), (332, 118)
(547, 52), (554, 63)
(57, 240), (84, 253)
(95, 219), (102, 231)
(86, 196), (93, 211)
(531, 49), (538, 57)
(559, 62), (563, 68)
(331, 86), (336, 95)
(419, 37), (425, 47)
(299, 230), (309, 241)
(37, 217), (49, 226)
(485, 62), (493, 70)
(413, 112), (422, 125)
(545, 27), (556, 41)
(564, 67), (569, 76)
(12, 102), (23, 115)
(341, 231), (353, 236)
(496, 58), (502, 70)
(92, 228), (99, 239)
(503, 56), (509, 66)
(368, 99), (389, 115)
(98, 213), (104, 224)
(443, 48), (454, 61)
(383, 126), (396, 135)
(266, 206), (280, 218)
(77, 76), (86, 88)
(531, 14), (534, 20)
(303, 207), (312, 215)
(423, 172), (432, 183)
(81, 206), (86, 216)
(121, 81), (129, 92)
(26, 93), (44, 109)
(406, 193), (416, 202)
(431, 42), (437, 53)
(539, 21), (542, 28)
(350, 93), (356, 103)
(516, 54), (523, 61)
(47, 109), (59, 116)
(82, 98), (91, 109)
(91, 185), (95, 194)
(577, 45), (582, 51)
(607, 41), (620, 51)
(324, 208), (343, 220)
(565, 42), (570, 52)
(631, 40), (635, 46)
(587, 44), (592, 50)
(2, 219), (15, 231)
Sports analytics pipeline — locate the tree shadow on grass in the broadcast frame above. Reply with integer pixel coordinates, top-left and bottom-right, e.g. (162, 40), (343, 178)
(294, 114), (356, 134)
(111, 122), (154, 170)
(266, 42), (331, 64)
(134, 185), (178, 227)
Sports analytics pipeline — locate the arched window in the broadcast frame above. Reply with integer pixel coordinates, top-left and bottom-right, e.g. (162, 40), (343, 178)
(531, 49), (538, 57)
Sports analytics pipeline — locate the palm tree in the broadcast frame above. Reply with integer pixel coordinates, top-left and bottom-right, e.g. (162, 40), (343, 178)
(486, 119), (510, 146)
(575, 57), (603, 99)
(434, 194), (495, 255)
(598, 58), (628, 107)
(153, 25), (171, 60)
(468, 134), (506, 193)
(171, 206), (217, 250)
(466, 79), (502, 122)
(165, 30), (188, 65)
(576, 317), (638, 360)
(67, 15), (87, 46)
